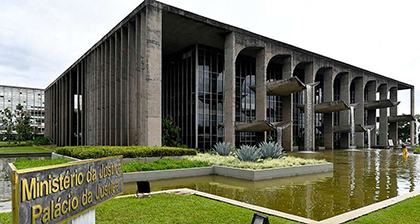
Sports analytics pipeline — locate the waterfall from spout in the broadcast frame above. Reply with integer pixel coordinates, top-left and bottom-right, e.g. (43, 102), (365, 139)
(277, 127), (283, 150)
(350, 104), (356, 149)
(304, 84), (314, 151)
(367, 129), (371, 149)
(416, 118), (420, 145)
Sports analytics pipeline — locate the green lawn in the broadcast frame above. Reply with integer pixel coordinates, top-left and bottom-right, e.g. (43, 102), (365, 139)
(0, 146), (51, 154)
(13, 158), (73, 169)
(123, 158), (209, 173)
(2, 194), (420, 223)
(345, 195), (420, 224)
(0, 194), (297, 224)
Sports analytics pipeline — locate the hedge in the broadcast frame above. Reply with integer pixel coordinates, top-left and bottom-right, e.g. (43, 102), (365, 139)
(55, 146), (197, 159)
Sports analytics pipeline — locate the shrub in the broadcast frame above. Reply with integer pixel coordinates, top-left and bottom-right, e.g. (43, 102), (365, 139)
(259, 141), (283, 159)
(186, 153), (327, 170)
(162, 117), (182, 147)
(236, 145), (261, 162)
(33, 136), (52, 145)
(123, 158), (209, 172)
(212, 142), (234, 156)
(55, 146), (197, 159)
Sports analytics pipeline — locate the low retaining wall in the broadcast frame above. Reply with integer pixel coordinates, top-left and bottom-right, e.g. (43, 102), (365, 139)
(124, 166), (214, 182)
(51, 152), (81, 161)
(0, 152), (51, 157)
(123, 163), (333, 183)
(214, 163), (333, 181)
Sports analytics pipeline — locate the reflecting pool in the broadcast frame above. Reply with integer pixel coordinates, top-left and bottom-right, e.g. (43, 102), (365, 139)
(124, 149), (420, 221)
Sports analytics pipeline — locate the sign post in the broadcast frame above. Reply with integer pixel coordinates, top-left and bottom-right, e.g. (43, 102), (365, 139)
(11, 156), (123, 224)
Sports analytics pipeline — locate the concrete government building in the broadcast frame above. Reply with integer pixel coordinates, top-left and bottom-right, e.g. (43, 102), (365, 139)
(0, 85), (45, 135)
(45, 0), (415, 151)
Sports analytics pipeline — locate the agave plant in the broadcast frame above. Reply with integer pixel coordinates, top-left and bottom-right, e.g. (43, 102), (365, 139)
(259, 141), (283, 159)
(212, 142), (234, 156)
(236, 145), (261, 162)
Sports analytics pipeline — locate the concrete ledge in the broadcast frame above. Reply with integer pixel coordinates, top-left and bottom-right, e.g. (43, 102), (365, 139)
(0, 152), (51, 157)
(213, 163), (333, 181)
(51, 152), (81, 161)
(123, 166), (214, 183)
(123, 163), (333, 183)
(319, 189), (420, 223)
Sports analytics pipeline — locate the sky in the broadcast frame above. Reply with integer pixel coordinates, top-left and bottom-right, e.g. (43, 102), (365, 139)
(0, 0), (419, 114)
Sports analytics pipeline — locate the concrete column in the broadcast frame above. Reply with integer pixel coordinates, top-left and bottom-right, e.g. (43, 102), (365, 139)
(136, 14), (142, 146)
(110, 36), (116, 146)
(389, 87), (398, 146)
(378, 84), (388, 147)
(121, 28), (128, 146)
(139, 5), (162, 146)
(282, 56), (293, 151)
(100, 44), (105, 146)
(411, 87), (415, 144)
(339, 73), (350, 148)
(69, 72), (73, 146)
(104, 41), (109, 146)
(65, 74), (69, 146)
(87, 53), (94, 145)
(354, 78), (364, 148)
(128, 20), (138, 145)
(323, 69), (333, 149)
(223, 32), (236, 145)
(115, 31), (121, 146)
(82, 60), (86, 145)
(255, 49), (266, 144)
(366, 82), (377, 146)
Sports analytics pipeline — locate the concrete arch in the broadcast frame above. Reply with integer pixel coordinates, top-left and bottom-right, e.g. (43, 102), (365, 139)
(363, 76), (377, 87)
(377, 83), (388, 93)
(234, 46), (264, 61)
(265, 54), (291, 68)
(293, 62), (313, 84)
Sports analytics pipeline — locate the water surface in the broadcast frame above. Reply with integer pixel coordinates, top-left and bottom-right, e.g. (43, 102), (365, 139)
(124, 149), (420, 221)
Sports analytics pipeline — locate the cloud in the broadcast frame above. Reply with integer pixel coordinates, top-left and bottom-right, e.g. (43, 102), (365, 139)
(0, 0), (419, 114)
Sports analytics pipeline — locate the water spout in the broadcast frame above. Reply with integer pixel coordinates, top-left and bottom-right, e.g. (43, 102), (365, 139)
(367, 129), (371, 149)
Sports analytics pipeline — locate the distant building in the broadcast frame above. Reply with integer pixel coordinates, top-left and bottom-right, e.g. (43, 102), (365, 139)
(45, 0), (414, 150)
(0, 85), (45, 135)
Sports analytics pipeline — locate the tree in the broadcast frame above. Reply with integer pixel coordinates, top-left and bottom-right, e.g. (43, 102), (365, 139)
(162, 117), (181, 147)
(0, 107), (14, 144)
(15, 104), (33, 143)
(398, 121), (410, 142)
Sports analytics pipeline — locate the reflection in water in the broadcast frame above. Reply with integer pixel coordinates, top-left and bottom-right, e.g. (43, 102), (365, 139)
(124, 150), (420, 221)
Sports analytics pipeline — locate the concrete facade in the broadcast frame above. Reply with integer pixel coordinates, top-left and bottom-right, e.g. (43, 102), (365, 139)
(45, 0), (414, 150)
(0, 85), (45, 135)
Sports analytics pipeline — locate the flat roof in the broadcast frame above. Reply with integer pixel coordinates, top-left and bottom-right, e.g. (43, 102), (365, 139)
(46, 0), (414, 90)
(0, 84), (44, 91)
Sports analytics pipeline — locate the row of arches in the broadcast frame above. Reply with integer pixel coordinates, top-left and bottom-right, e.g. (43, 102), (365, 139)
(232, 46), (399, 150)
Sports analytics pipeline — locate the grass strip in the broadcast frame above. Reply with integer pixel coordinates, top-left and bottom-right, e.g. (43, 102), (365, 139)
(0, 141), (32, 146)
(123, 158), (209, 173)
(96, 194), (297, 224)
(345, 195), (420, 223)
(13, 158), (73, 170)
(0, 146), (51, 154)
(0, 194), (297, 223)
